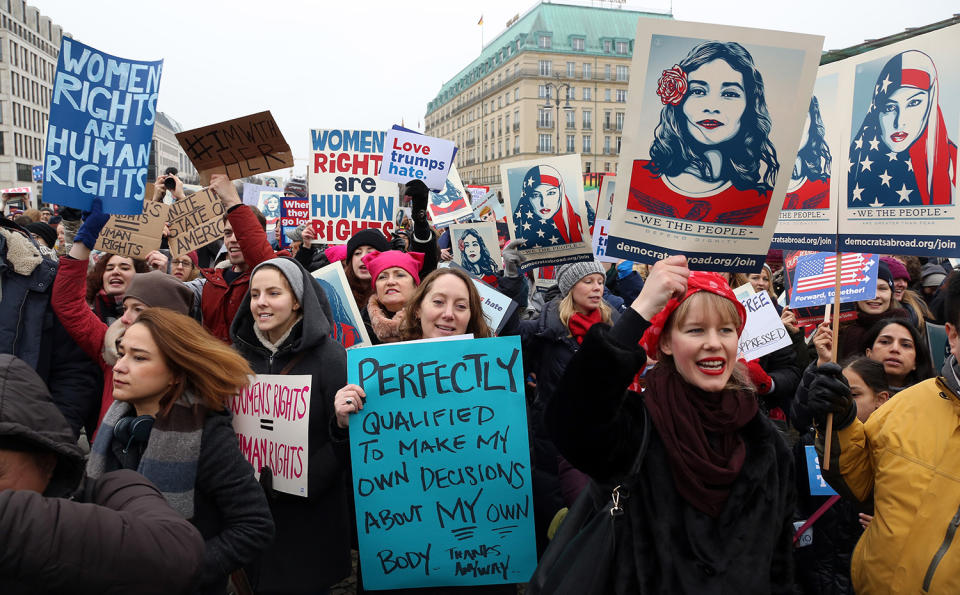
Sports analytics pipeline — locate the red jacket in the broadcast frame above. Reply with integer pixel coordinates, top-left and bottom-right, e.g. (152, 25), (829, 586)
(199, 205), (275, 343)
(51, 255), (115, 431)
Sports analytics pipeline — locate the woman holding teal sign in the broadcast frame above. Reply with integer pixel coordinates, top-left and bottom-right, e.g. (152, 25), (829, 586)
(539, 255), (795, 592)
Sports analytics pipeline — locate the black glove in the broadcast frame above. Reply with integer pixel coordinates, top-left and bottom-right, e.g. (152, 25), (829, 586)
(390, 229), (410, 251)
(59, 207), (82, 222)
(806, 363), (857, 430)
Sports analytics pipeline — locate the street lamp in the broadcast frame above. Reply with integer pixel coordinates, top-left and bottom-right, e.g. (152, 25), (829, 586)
(541, 75), (575, 154)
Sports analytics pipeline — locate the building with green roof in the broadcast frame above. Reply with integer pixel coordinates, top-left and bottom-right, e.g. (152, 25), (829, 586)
(424, 1), (671, 187)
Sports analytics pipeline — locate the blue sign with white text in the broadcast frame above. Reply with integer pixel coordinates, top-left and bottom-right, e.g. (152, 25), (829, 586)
(31, 165), (42, 182)
(790, 252), (878, 309)
(805, 445), (838, 496)
(347, 336), (536, 590)
(42, 38), (162, 214)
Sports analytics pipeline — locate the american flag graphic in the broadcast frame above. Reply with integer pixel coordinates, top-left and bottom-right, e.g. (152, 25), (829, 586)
(795, 253), (872, 292)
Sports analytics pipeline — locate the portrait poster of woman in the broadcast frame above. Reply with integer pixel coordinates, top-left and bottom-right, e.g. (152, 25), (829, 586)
(771, 67), (842, 252)
(500, 154), (594, 271)
(607, 20), (822, 272)
(448, 222), (503, 280)
(426, 165), (474, 225)
(838, 23), (960, 257)
(311, 261), (373, 349)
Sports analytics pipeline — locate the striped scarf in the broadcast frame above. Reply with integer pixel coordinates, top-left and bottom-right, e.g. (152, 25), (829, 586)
(87, 396), (206, 518)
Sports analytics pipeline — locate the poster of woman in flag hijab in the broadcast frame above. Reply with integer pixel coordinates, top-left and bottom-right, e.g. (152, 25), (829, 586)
(838, 23), (960, 256)
(501, 154), (593, 271)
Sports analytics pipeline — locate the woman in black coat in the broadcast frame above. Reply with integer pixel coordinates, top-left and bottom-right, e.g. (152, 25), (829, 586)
(231, 257), (351, 594)
(544, 255), (795, 593)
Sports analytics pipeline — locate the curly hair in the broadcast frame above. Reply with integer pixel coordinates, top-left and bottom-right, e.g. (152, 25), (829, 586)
(456, 228), (499, 277)
(796, 96), (831, 182)
(646, 41), (779, 195)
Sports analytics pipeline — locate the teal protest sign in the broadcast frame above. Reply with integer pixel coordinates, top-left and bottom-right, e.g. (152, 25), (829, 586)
(43, 38), (162, 214)
(347, 336), (536, 590)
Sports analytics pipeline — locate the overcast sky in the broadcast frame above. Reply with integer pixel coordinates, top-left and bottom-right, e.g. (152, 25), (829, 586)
(35, 0), (959, 175)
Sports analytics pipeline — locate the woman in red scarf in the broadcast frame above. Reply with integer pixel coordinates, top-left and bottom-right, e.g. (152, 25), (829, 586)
(544, 255), (795, 593)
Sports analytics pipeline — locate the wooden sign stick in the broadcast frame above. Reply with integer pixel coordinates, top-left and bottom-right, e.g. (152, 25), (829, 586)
(822, 251), (843, 470)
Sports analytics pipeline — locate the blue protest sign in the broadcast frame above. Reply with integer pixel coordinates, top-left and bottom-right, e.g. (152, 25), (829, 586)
(790, 252), (878, 309)
(347, 336), (536, 590)
(805, 445), (838, 496)
(31, 165), (42, 182)
(43, 38), (162, 214)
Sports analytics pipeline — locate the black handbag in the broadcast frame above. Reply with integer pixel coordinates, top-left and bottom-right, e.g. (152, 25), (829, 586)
(528, 403), (651, 595)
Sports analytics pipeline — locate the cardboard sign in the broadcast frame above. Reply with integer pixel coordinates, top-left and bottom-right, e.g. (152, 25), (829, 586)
(471, 278), (517, 335)
(229, 374), (311, 497)
(176, 111), (293, 184)
(501, 154), (593, 272)
(279, 198), (310, 249)
(43, 38), (162, 214)
(380, 127), (456, 191)
(309, 129), (397, 244)
(94, 200), (169, 258)
(771, 63), (844, 252)
(449, 222), (503, 278)
(428, 164), (475, 225)
(347, 337), (536, 589)
(733, 284), (793, 361)
(605, 20), (823, 272)
(466, 185), (490, 205)
(591, 219), (618, 263)
(167, 188), (225, 258)
(311, 261), (373, 349)
(805, 445), (838, 496)
(837, 23), (960, 257)
(790, 252), (878, 308)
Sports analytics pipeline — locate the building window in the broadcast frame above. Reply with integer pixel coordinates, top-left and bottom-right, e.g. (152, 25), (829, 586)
(617, 136), (622, 153)
(603, 40), (612, 53)
(514, 136), (520, 153)
(538, 85), (552, 99)
(505, 114), (510, 130)
(604, 136), (611, 153)
(585, 161), (592, 173)
(538, 35), (551, 49)
(583, 87), (592, 101)
(539, 60), (552, 76)
(582, 63), (591, 79)
(604, 162), (610, 171)
(616, 65), (628, 81)
(572, 37), (585, 51)
(604, 64), (611, 80)
(616, 112), (624, 130)
(616, 41), (628, 54)
(537, 109), (553, 128)
(605, 88), (611, 102)
(538, 134), (552, 153)
(582, 136), (592, 153)
(604, 110), (611, 129)
(566, 134), (575, 153)
(566, 110), (575, 129)
(566, 61), (575, 78)
(16, 162), (30, 181)
(498, 96), (502, 109)
(514, 88), (519, 101)
(498, 141), (502, 159)
(616, 89), (627, 103)
(582, 110), (592, 129)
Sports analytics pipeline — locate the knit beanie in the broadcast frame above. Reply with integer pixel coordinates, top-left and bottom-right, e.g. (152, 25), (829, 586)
(880, 256), (910, 281)
(557, 259), (606, 298)
(25, 222), (56, 248)
(877, 260), (894, 290)
(921, 263), (947, 288)
(325, 244), (347, 263)
(123, 271), (193, 315)
(362, 250), (425, 289)
(251, 258), (305, 303)
(346, 228), (389, 261)
(187, 251), (198, 268)
(283, 177), (308, 198)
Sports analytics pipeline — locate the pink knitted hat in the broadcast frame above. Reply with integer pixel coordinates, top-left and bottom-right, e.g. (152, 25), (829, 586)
(361, 250), (425, 289)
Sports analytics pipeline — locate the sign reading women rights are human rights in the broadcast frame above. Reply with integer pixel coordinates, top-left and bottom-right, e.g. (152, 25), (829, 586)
(43, 38), (162, 214)
(606, 20), (823, 272)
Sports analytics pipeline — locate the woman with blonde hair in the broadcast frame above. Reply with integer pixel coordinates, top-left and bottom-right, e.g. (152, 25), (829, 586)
(86, 308), (274, 594)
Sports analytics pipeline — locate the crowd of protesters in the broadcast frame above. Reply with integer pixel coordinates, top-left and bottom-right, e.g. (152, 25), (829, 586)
(1, 170), (958, 594)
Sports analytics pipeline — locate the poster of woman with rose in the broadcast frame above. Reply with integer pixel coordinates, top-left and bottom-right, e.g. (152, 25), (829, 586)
(606, 20), (823, 272)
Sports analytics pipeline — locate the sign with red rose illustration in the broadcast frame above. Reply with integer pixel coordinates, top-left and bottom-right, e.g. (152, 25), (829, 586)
(656, 65), (687, 105)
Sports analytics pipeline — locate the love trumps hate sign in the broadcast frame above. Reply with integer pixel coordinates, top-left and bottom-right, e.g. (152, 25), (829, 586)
(43, 38), (162, 214)
(347, 336), (536, 590)
(379, 127), (456, 192)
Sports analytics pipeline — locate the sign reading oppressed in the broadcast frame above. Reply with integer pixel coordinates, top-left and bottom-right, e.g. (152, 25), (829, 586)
(309, 129), (397, 244)
(229, 374), (311, 497)
(348, 337), (536, 590)
(94, 201), (169, 258)
(501, 154), (594, 272)
(732, 284), (793, 361)
(380, 127), (456, 191)
(790, 252), (878, 308)
(279, 198), (310, 248)
(605, 19), (823, 272)
(43, 38), (163, 214)
(176, 111), (293, 184)
(167, 188), (225, 258)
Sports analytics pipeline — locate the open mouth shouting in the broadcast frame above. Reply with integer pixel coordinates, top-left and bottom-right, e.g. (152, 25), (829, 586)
(697, 357), (727, 376)
(697, 119), (723, 129)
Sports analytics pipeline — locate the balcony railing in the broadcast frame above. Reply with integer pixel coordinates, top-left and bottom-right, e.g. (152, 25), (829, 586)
(465, 138), (475, 147)
(537, 120), (555, 130)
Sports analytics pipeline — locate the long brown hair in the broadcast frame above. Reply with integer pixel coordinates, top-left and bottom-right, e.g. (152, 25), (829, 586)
(131, 308), (254, 415)
(400, 268), (492, 341)
(86, 253), (149, 302)
(344, 257), (374, 309)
